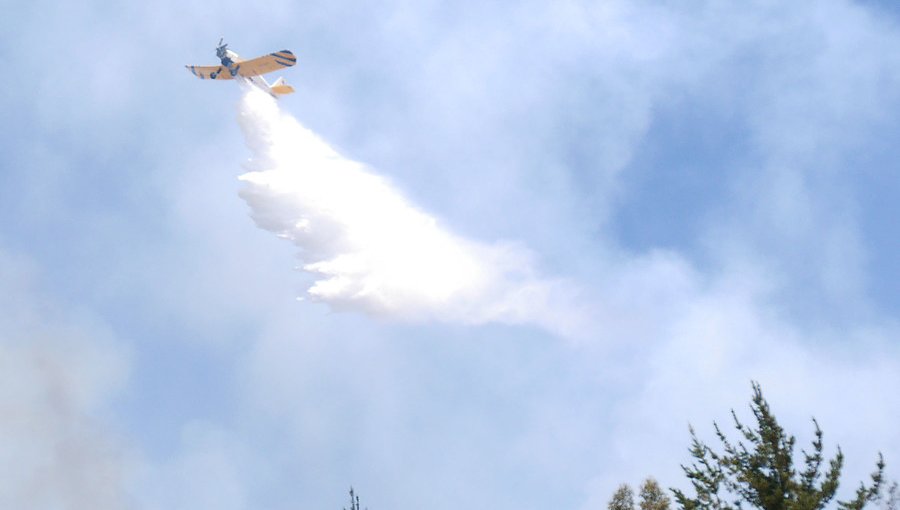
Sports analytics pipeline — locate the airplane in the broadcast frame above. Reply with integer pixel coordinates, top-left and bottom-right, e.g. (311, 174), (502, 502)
(186, 39), (296, 97)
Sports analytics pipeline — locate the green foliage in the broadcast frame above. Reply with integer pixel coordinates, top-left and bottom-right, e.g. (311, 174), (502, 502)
(641, 478), (672, 510)
(672, 382), (884, 510)
(879, 481), (898, 510)
(610, 484), (636, 510)
(609, 478), (672, 510)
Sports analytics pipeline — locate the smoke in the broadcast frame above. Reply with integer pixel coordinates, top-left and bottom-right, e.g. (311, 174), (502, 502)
(236, 87), (587, 337)
(0, 249), (130, 510)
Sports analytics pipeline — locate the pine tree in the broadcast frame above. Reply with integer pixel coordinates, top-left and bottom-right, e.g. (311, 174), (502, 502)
(610, 484), (636, 510)
(344, 487), (365, 510)
(641, 477), (671, 510)
(672, 382), (884, 510)
(881, 482), (898, 510)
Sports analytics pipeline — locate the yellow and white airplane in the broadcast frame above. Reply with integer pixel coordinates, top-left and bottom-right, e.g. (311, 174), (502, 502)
(186, 39), (296, 97)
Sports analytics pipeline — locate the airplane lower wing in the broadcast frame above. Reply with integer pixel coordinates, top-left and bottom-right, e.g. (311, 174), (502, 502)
(186, 65), (235, 80)
(234, 50), (297, 77)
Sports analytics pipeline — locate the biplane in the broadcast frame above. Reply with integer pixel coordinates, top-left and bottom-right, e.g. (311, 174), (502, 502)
(186, 39), (296, 97)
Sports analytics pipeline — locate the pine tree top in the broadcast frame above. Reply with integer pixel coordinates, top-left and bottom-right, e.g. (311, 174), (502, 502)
(672, 382), (884, 510)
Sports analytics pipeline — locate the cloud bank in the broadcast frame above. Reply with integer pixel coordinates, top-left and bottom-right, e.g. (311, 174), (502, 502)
(237, 86), (588, 337)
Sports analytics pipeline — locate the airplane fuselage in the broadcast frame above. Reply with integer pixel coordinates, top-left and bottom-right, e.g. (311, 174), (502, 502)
(214, 49), (276, 95)
(212, 48), (241, 78)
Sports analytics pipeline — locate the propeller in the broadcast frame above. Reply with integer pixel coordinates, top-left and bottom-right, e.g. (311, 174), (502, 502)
(216, 37), (228, 57)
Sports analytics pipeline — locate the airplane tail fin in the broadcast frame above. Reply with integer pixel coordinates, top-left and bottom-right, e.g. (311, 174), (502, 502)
(269, 76), (295, 95)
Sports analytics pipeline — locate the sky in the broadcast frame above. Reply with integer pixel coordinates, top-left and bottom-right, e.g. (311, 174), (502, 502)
(1, 1), (899, 509)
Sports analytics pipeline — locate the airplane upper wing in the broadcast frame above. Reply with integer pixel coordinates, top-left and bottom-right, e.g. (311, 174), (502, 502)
(234, 50), (297, 77)
(185, 65), (235, 80)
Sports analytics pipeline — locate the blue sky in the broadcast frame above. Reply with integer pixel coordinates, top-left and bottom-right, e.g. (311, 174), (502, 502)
(1, 1), (899, 509)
